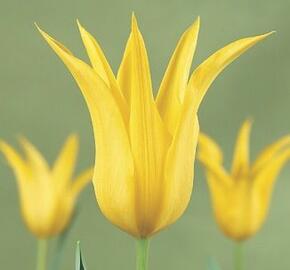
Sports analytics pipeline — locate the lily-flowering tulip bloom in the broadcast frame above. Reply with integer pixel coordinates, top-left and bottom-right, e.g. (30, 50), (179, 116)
(0, 135), (93, 238)
(38, 15), (272, 238)
(198, 120), (290, 241)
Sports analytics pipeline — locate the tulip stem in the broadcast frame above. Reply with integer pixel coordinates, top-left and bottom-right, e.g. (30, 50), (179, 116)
(36, 239), (48, 270)
(136, 239), (150, 270)
(234, 242), (244, 270)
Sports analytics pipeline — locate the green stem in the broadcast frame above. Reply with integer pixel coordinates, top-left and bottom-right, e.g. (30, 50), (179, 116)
(233, 241), (244, 270)
(136, 239), (150, 270)
(36, 239), (48, 270)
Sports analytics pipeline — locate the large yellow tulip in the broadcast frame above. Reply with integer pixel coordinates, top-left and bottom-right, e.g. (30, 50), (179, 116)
(0, 135), (93, 238)
(38, 15), (272, 238)
(198, 120), (290, 241)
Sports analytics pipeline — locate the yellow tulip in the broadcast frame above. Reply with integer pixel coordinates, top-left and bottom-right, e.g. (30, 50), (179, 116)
(0, 135), (93, 238)
(37, 15), (272, 238)
(198, 120), (290, 241)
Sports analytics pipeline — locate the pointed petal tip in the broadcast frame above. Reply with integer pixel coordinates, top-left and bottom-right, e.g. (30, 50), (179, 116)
(257, 30), (275, 40)
(0, 139), (10, 153)
(194, 16), (201, 27)
(76, 19), (84, 35)
(34, 22), (43, 33)
(67, 133), (79, 145)
(35, 24), (50, 40)
(187, 16), (200, 33)
(17, 136), (31, 149)
(69, 133), (79, 139)
(131, 12), (138, 31)
(131, 11), (136, 20)
(241, 119), (253, 137)
(76, 19), (85, 32)
(0, 140), (27, 173)
(239, 118), (253, 135)
(34, 23), (47, 37)
(244, 117), (254, 127)
(267, 30), (276, 35)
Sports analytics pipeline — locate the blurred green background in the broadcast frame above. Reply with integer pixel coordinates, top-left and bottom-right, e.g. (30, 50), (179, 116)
(0, 0), (289, 269)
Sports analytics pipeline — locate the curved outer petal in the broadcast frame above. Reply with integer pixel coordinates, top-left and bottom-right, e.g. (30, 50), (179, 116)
(186, 32), (273, 112)
(153, 116), (199, 234)
(210, 179), (259, 241)
(156, 18), (200, 135)
(251, 148), (290, 233)
(77, 21), (129, 123)
(231, 120), (252, 178)
(251, 135), (290, 175)
(19, 137), (50, 176)
(0, 140), (28, 183)
(198, 132), (233, 229)
(71, 167), (94, 198)
(38, 27), (139, 236)
(129, 15), (171, 236)
(198, 133), (223, 163)
(198, 152), (232, 187)
(18, 138), (60, 236)
(117, 34), (133, 103)
(52, 134), (79, 190)
(48, 167), (94, 237)
(77, 21), (115, 86)
(45, 193), (75, 237)
(40, 171), (93, 238)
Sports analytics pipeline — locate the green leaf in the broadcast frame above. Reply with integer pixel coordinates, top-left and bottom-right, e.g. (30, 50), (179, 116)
(207, 256), (221, 270)
(75, 241), (87, 270)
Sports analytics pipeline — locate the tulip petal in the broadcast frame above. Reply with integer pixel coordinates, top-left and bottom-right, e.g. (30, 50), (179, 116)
(0, 141), (28, 182)
(19, 137), (49, 176)
(198, 133), (223, 163)
(38, 26), (138, 236)
(77, 20), (128, 110)
(154, 115), (199, 234)
(71, 168), (94, 197)
(198, 152), (232, 187)
(156, 18), (200, 135)
(252, 135), (290, 175)
(187, 32), (273, 111)
(129, 15), (171, 235)
(52, 134), (79, 189)
(231, 120), (252, 178)
(77, 21), (129, 123)
(117, 34), (133, 103)
(252, 149), (290, 226)
(77, 21), (116, 87)
(197, 133), (231, 201)
(197, 128), (231, 186)
(254, 148), (290, 192)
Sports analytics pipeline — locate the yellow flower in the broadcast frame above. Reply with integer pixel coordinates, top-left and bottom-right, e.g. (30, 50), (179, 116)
(0, 135), (93, 238)
(198, 120), (290, 241)
(37, 15), (271, 238)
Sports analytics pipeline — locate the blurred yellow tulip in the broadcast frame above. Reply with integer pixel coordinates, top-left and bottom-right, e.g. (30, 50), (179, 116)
(37, 15), (271, 238)
(198, 120), (290, 241)
(0, 135), (93, 238)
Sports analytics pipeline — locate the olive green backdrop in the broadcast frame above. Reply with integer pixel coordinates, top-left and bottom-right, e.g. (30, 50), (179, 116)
(0, 0), (289, 269)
